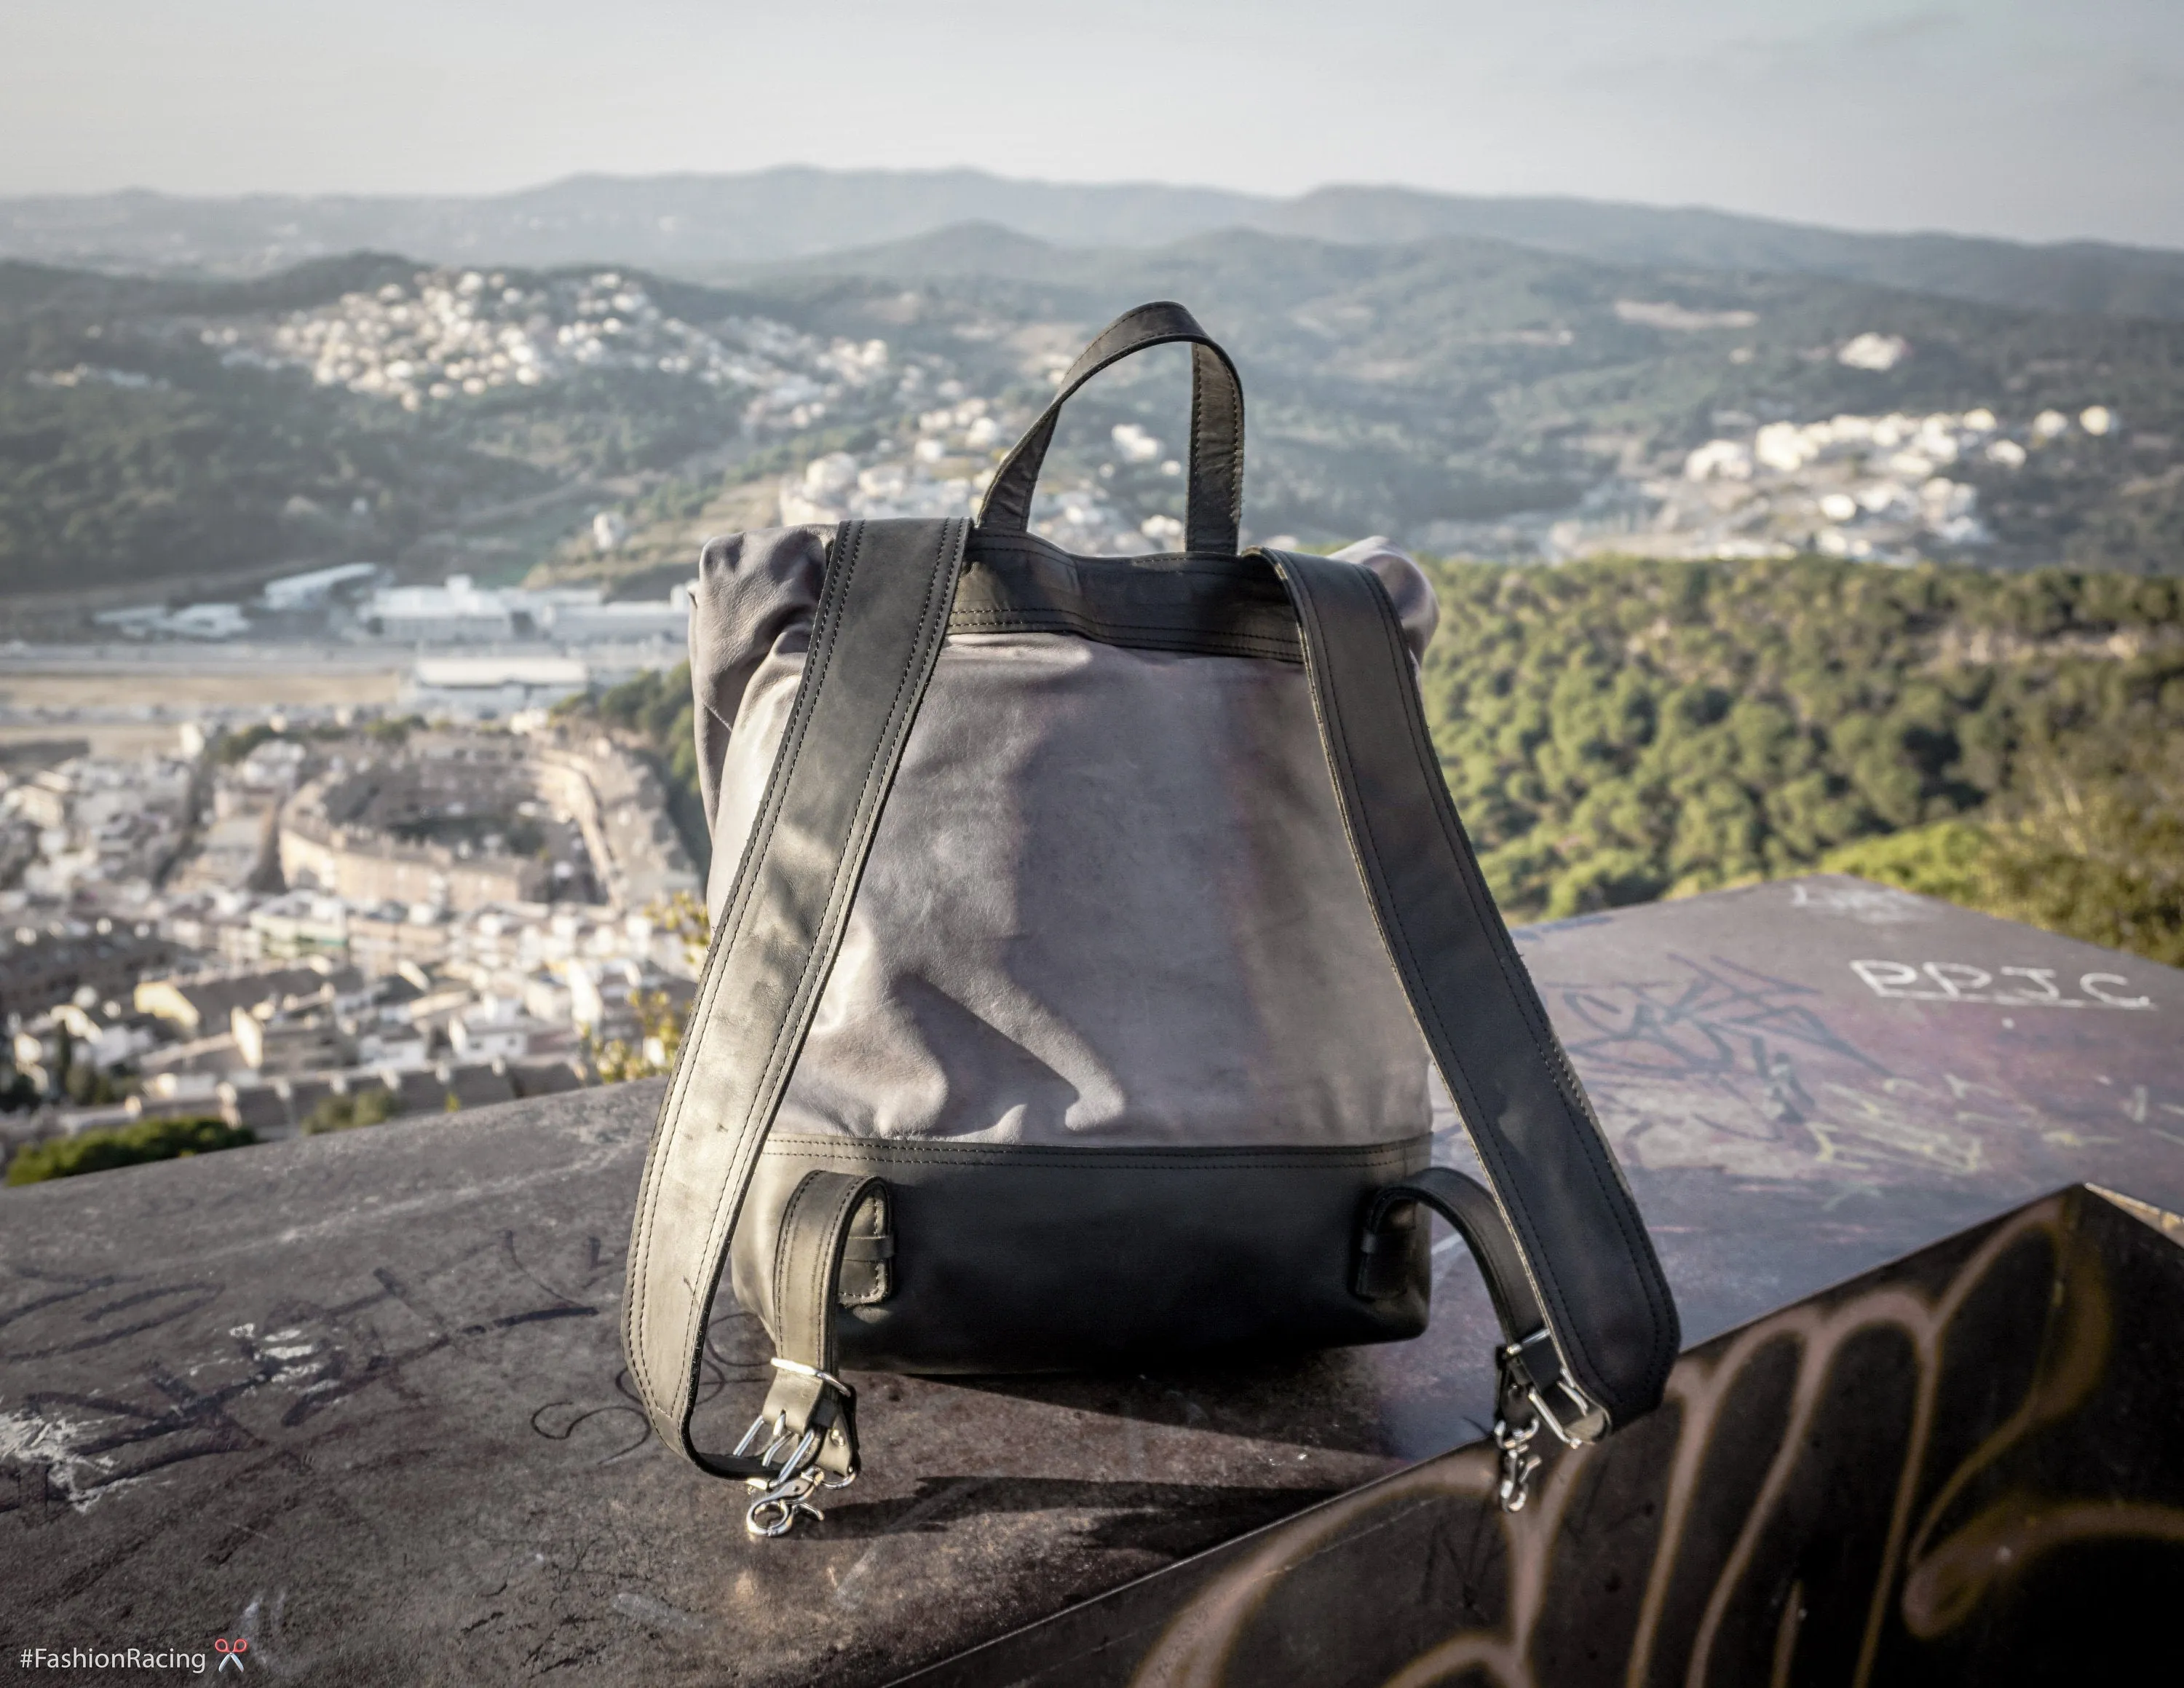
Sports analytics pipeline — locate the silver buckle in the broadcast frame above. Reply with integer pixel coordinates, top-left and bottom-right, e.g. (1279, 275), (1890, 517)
(1492, 1330), (1607, 1513)
(1492, 1412), (1543, 1512)
(735, 1360), (858, 1539)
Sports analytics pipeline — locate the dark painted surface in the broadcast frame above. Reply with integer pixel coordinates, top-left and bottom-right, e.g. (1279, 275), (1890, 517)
(909, 1187), (2184, 1687)
(0, 877), (2177, 1683)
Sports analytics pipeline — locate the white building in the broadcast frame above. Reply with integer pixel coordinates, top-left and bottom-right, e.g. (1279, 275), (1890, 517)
(448, 995), (547, 1060)
(1837, 333), (1910, 372)
(365, 575), (517, 643)
(403, 656), (590, 718)
(535, 591), (689, 644)
(262, 562), (383, 613)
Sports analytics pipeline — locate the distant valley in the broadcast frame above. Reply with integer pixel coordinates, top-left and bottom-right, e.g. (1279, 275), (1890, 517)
(5, 214), (2183, 623)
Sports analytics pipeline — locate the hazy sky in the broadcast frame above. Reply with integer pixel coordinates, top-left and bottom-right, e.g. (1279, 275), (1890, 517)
(7, 0), (2182, 246)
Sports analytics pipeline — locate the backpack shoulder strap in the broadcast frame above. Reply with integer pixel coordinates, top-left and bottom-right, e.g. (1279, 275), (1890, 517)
(1261, 548), (1682, 1432)
(622, 516), (969, 1480)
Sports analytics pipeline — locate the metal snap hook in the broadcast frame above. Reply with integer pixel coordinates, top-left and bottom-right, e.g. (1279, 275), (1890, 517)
(1493, 1412), (1543, 1513)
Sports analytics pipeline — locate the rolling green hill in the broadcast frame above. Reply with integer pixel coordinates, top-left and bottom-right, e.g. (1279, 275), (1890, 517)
(572, 553), (2183, 966)
(6, 229), (2183, 619)
(1412, 556), (2183, 936)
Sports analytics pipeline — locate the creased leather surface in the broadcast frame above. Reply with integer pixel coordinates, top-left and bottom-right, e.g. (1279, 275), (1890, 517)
(688, 528), (1440, 1150)
(732, 1135), (1434, 1373)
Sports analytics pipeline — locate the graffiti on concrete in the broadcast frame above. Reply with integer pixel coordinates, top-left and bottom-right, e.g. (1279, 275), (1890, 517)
(1110, 1188), (2184, 1688)
(1530, 953), (2131, 1184)
(1850, 960), (2158, 1011)
(0, 1229), (613, 1521)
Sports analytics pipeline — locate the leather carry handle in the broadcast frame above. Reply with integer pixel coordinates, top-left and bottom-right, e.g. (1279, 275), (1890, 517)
(978, 301), (1243, 556)
(1263, 546), (1681, 1432)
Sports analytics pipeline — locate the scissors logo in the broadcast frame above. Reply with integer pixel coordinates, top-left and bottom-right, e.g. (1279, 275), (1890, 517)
(215, 1636), (249, 1673)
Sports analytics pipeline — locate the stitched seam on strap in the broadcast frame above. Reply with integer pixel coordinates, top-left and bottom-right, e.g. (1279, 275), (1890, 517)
(1366, 569), (1667, 1388)
(652, 519), (866, 1405)
(758, 1135), (1429, 1170)
(1197, 344), (1214, 545)
(1356, 561), (1668, 1405)
(1278, 555), (1578, 1390)
(771, 1172), (818, 1353)
(668, 525), (869, 1411)
(670, 520), (953, 1418)
(837, 1188), (890, 1308)
(1317, 566), (1571, 1372)
(1217, 347), (1244, 535)
(764, 518), (955, 1111)
(625, 519), (865, 1413)
(805, 1176), (867, 1371)
(634, 522), (860, 1389)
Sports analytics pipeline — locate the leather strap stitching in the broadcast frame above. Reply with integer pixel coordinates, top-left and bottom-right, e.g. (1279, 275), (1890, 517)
(1355, 561), (1674, 1405)
(1266, 548), (1678, 1422)
(622, 517), (967, 1464)
(654, 516), (877, 1428)
(673, 519), (954, 1424)
(1290, 559), (1581, 1387)
(623, 516), (868, 1407)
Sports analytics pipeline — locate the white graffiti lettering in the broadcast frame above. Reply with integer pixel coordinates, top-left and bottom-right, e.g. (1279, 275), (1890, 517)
(1849, 959), (2157, 1011)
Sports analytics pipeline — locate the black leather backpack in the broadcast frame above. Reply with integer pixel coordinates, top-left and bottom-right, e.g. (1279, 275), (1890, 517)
(623, 303), (1680, 1536)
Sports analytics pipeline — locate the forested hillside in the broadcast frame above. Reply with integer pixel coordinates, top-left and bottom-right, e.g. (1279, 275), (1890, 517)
(9, 228), (2184, 618)
(1417, 556), (2183, 957)
(572, 554), (2182, 964)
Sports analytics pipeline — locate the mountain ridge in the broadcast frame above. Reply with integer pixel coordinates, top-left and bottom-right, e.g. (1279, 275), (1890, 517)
(8, 167), (2184, 323)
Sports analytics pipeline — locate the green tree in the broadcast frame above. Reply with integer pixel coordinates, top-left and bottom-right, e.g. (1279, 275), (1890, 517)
(1413, 555), (2184, 925)
(301, 1086), (399, 1134)
(6, 1116), (256, 1186)
(1824, 733), (2184, 966)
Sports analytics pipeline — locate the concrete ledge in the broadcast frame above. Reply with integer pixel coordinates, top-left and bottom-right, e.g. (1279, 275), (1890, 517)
(1, 877), (2179, 1684)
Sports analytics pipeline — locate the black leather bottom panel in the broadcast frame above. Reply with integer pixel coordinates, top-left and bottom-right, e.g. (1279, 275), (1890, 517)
(730, 1135), (1435, 1374)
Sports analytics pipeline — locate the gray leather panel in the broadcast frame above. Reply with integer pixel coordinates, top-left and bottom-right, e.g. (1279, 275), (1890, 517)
(696, 531), (1441, 1152)
(732, 1135), (1435, 1373)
